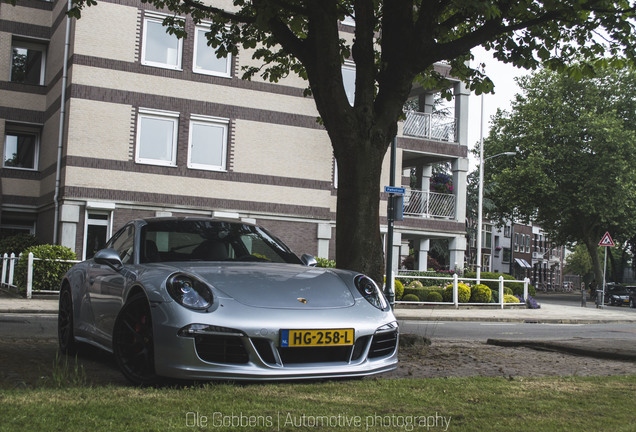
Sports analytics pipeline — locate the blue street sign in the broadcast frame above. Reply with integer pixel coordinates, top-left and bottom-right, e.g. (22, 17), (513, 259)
(384, 186), (405, 194)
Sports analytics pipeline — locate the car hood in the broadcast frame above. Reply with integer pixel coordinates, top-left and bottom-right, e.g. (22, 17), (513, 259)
(162, 262), (357, 309)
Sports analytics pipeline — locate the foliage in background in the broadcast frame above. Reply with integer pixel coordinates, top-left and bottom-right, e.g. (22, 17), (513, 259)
(315, 257), (336, 268)
(0, 233), (41, 256)
(483, 66), (636, 287)
(15, 245), (77, 293)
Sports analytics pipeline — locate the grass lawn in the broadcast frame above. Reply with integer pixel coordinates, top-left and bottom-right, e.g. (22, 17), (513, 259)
(1, 376), (634, 431)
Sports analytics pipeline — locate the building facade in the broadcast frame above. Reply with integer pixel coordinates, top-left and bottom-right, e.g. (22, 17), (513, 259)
(1, 0), (469, 271)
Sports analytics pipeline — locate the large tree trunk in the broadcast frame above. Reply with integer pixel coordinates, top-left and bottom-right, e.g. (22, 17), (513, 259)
(584, 238), (604, 292)
(333, 135), (390, 284)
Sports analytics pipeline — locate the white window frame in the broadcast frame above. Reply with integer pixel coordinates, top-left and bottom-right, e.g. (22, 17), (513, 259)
(11, 40), (47, 85)
(193, 24), (232, 77)
(3, 125), (40, 171)
(187, 115), (229, 171)
(141, 13), (183, 70)
(135, 108), (179, 167)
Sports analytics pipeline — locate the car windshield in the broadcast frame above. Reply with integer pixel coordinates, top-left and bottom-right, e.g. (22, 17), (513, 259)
(140, 219), (302, 265)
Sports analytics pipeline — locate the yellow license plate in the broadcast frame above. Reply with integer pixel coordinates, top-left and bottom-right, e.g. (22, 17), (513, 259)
(281, 329), (354, 347)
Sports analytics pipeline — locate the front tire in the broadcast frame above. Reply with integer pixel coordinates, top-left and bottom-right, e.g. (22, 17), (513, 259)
(113, 293), (159, 386)
(58, 287), (77, 355)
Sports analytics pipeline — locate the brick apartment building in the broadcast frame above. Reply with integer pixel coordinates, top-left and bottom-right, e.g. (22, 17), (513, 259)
(1, 0), (469, 271)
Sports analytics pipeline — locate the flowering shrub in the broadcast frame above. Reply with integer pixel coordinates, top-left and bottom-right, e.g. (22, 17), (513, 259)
(430, 173), (454, 194)
(503, 294), (520, 303)
(407, 280), (424, 289)
(442, 282), (470, 303)
(516, 295), (541, 309)
(470, 284), (492, 303)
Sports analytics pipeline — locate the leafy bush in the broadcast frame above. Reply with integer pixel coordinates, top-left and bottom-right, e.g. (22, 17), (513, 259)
(442, 282), (470, 303)
(394, 279), (404, 300)
(15, 245), (77, 293)
(315, 257), (336, 268)
(402, 294), (420, 302)
(504, 294), (520, 303)
(0, 233), (41, 255)
(426, 291), (443, 302)
(403, 286), (429, 301)
(470, 284), (492, 303)
(504, 287), (513, 295)
(407, 280), (424, 289)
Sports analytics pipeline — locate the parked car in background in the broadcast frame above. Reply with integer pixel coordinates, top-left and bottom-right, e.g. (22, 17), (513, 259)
(604, 283), (634, 306)
(58, 217), (399, 385)
(627, 286), (636, 308)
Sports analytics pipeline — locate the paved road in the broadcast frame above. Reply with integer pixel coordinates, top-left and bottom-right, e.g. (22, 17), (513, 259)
(399, 320), (636, 342)
(0, 313), (57, 339)
(535, 292), (636, 313)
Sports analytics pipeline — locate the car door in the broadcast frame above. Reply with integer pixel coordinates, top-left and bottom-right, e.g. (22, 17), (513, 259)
(89, 224), (135, 344)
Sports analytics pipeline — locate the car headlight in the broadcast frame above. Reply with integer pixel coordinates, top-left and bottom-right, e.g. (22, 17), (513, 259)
(354, 275), (389, 310)
(166, 273), (213, 311)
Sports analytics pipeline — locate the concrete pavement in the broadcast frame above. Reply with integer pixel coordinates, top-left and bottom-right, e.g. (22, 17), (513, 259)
(1, 289), (636, 361)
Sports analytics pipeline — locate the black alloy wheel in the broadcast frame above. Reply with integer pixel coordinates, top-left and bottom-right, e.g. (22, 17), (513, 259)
(113, 293), (159, 386)
(58, 288), (77, 355)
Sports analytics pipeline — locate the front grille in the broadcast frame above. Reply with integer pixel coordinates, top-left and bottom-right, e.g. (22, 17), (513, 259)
(368, 330), (398, 358)
(194, 335), (249, 364)
(278, 346), (353, 364)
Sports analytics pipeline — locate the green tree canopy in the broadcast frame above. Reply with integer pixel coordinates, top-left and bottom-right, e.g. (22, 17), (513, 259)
(484, 66), (636, 285)
(26, 0), (636, 282)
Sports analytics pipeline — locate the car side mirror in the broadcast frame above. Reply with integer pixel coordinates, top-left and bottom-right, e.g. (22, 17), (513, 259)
(94, 248), (124, 271)
(301, 254), (317, 267)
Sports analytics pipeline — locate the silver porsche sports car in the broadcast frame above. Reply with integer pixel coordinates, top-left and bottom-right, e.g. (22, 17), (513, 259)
(58, 217), (398, 385)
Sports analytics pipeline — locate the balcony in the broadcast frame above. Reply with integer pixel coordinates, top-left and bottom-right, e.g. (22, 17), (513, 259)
(403, 111), (457, 142)
(403, 189), (456, 219)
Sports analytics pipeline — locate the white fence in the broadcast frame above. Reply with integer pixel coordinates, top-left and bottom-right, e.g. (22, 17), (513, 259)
(1, 253), (80, 299)
(393, 273), (530, 309)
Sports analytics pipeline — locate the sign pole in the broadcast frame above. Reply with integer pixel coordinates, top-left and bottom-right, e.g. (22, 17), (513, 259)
(385, 136), (398, 308)
(597, 231), (615, 309)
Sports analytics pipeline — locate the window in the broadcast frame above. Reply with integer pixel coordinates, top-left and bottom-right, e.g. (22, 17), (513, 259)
(514, 233), (519, 252)
(482, 224), (492, 249)
(502, 248), (511, 263)
(193, 26), (232, 77)
(108, 224), (135, 265)
(504, 225), (511, 238)
(136, 109), (179, 166)
(525, 235), (531, 253)
(11, 40), (46, 85)
(342, 62), (355, 106)
(84, 212), (111, 260)
(3, 127), (39, 170)
(187, 115), (228, 171)
(141, 14), (183, 70)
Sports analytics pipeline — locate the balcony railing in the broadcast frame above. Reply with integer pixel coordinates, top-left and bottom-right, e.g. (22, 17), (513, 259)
(403, 189), (456, 219)
(403, 111), (457, 142)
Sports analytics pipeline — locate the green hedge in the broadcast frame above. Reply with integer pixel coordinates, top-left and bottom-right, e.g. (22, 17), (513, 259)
(15, 245), (77, 293)
(402, 286), (445, 302)
(0, 233), (41, 255)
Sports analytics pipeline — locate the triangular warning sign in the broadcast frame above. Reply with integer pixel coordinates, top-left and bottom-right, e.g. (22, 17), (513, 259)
(598, 232), (615, 247)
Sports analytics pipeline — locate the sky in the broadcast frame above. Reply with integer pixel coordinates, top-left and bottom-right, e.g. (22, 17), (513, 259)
(466, 47), (530, 170)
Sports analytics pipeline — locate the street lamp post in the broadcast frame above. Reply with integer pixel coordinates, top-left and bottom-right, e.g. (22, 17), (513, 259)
(476, 97), (516, 284)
